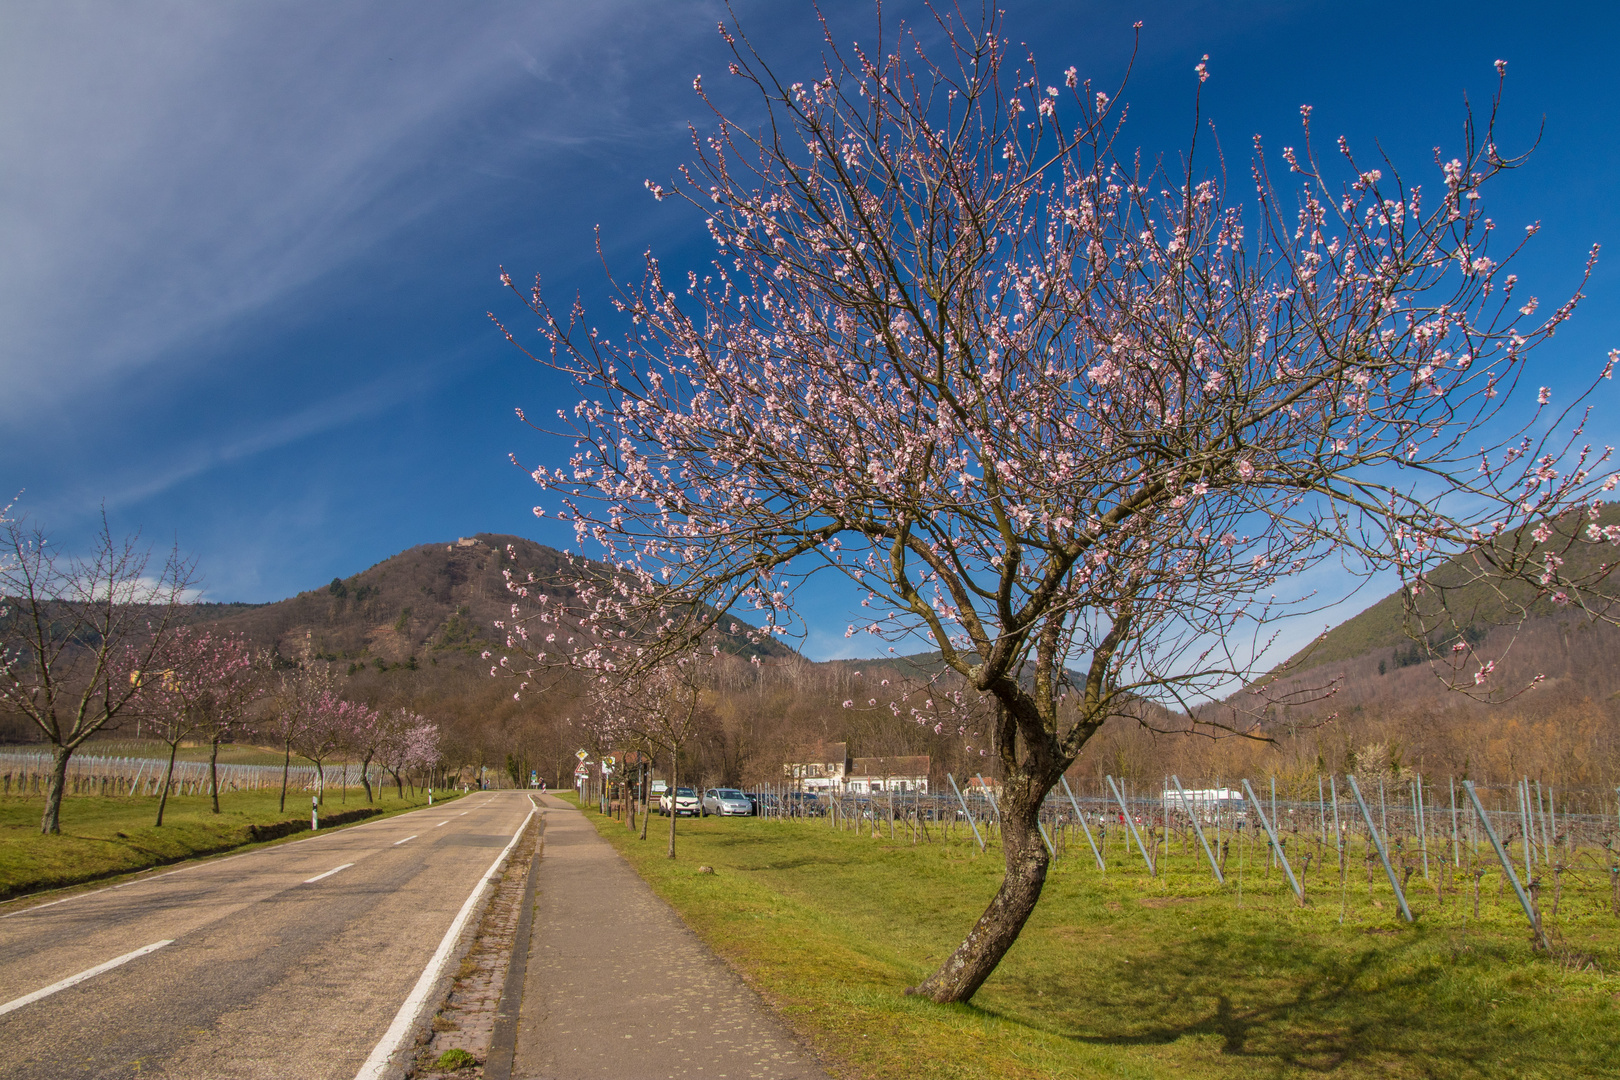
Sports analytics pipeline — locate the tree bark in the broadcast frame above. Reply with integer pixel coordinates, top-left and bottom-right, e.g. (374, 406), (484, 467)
(279, 743), (292, 813)
(39, 743), (73, 835)
(906, 773), (1051, 1003)
(360, 752), (374, 802)
(666, 754), (678, 859)
(208, 736), (221, 813)
(155, 741), (180, 827)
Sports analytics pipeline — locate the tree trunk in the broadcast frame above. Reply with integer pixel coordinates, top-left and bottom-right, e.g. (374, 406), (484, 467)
(155, 742), (180, 827)
(360, 752), (374, 802)
(315, 761), (324, 805)
(638, 762), (651, 841)
(279, 743), (292, 813)
(666, 756), (678, 859)
(209, 736), (221, 814)
(907, 777), (1051, 1003)
(39, 742), (73, 835)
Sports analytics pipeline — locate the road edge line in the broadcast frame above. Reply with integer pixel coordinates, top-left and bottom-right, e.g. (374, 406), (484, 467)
(353, 802), (536, 1080)
(0, 940), (173, 1017)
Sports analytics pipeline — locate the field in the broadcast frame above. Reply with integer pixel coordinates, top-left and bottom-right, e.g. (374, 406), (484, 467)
(0, 785), (457, 902)
(577, 801), (1620, 1080)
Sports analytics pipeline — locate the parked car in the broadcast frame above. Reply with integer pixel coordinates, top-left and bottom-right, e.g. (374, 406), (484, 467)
(702, 788), (753, 816)
(659, 786), (702, 817)
(784, 791), (824, 816)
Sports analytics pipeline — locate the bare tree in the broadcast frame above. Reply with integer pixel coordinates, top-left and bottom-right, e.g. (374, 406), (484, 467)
(0, 510), (196, 834)
(498, 9), (1619, 1001)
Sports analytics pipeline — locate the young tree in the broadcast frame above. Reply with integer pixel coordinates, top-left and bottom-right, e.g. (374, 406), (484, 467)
(344, 700), (388, 803)
(497, 10), (1619, 1001)
(575, 644), (715, 858)
(295, 692), (350, 805)
(139, 629), (262, 822)
(377, 712), (441, 798)
(267, 655), (334, 812)
(0, 510), (195, 834)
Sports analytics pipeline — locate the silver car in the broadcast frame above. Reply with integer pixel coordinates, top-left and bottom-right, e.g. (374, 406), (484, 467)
(702, 788), (753, 816)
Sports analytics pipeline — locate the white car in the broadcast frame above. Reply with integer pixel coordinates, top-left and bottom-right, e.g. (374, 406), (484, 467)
(702, 788), (753, 816)
(659, 786), (702, 817)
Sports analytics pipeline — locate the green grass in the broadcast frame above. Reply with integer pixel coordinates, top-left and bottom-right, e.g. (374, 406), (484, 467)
(0, 786), (461, 903)
(582, 808), (1620, 1080)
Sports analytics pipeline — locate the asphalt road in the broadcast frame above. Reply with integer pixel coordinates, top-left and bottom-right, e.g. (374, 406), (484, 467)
(0, 790), (534, 1080)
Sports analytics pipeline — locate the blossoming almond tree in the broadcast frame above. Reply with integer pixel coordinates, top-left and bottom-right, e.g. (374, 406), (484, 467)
(140, 629), (262, 819)
(496, 9), (1619, 1002)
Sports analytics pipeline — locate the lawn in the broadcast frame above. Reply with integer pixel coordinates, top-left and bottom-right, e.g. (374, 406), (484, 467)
(579, 804), (1620, 1080)
(0, 785), (460, 902)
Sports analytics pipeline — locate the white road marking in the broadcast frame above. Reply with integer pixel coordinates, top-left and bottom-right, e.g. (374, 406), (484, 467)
(303, 863), (354, 884)
(458, 811), (469, 816)
(354, 806), (535, 1080)
(392, 835), (418, 846)
(0, 941), (173, 1017)
(434, 820), (449, 828)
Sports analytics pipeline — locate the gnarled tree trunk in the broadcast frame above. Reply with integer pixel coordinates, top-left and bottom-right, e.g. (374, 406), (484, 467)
(906, 767), (1054, 1002)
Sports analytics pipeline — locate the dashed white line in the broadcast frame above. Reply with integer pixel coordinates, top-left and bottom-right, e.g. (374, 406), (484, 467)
(303, 863), (354, 884)
(392, 835), (418, 846)
(0, 941), (173, 1017)
(434, 820), (450, 828)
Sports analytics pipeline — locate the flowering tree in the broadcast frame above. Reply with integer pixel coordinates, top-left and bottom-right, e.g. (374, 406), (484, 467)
(294, 692), (354, 805)
(573, 644), (715, 857)
(0, 510), (195, 834)
(268, 656), (334, 812)
(139, 629), (262, 818)
(343, 700), (389, 802)
(136, 629), (261, 825)
(497, 10), (1619, 1002)
(376, 710), (440, 798)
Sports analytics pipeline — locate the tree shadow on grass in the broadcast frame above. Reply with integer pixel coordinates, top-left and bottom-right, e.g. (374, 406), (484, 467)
(979, 924), (1611, 1078)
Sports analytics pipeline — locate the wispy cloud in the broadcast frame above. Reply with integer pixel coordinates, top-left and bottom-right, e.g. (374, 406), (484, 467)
(0, 0), (716, 426)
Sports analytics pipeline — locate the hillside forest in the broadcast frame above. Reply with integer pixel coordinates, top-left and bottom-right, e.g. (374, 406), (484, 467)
(3, 532), (1616, 808)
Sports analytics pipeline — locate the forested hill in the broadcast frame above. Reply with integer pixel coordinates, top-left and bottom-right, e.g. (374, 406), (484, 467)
(200, 534), (792, 668)
(1245, 504), (1620, 723)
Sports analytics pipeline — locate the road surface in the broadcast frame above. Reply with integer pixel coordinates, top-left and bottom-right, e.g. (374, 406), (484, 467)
(0, 790), (533, 1079)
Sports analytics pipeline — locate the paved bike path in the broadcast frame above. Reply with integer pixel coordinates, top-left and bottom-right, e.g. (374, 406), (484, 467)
(512, 796), (829, 1080)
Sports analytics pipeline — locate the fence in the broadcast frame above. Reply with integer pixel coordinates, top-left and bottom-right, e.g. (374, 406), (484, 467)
(672, 772), (1620, 942)
(0, 748), (388, 799)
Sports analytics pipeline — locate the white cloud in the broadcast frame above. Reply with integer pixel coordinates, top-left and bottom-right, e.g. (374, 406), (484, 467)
(0, 0), (706, 425)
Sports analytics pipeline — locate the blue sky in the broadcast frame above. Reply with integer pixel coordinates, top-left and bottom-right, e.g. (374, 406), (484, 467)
(4, 1), (1618, 660)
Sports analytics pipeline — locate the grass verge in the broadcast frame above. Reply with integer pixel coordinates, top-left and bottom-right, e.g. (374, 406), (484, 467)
(0, 787), (462, 904)
(582, 807), (1620, 1080)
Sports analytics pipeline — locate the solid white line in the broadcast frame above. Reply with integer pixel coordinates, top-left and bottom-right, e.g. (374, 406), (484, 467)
(392, 835), (418, 846)
(353, 806), (535, 1080)
(0, 940), (173, 1017)
(303, 863), (354, 884)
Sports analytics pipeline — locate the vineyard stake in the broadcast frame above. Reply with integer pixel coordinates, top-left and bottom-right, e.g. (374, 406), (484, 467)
(1462, 780), (1548, 949)
(1346, 775), (1413, 922)
(1105, 775), (1155, 877)
(1059, 776), (1104, 872)
(1172, 775), (1223, 884)
(1243, 779), (1303, 903)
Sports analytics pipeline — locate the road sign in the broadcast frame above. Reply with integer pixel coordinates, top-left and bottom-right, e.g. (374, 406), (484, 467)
(575, 749), (590, 761)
